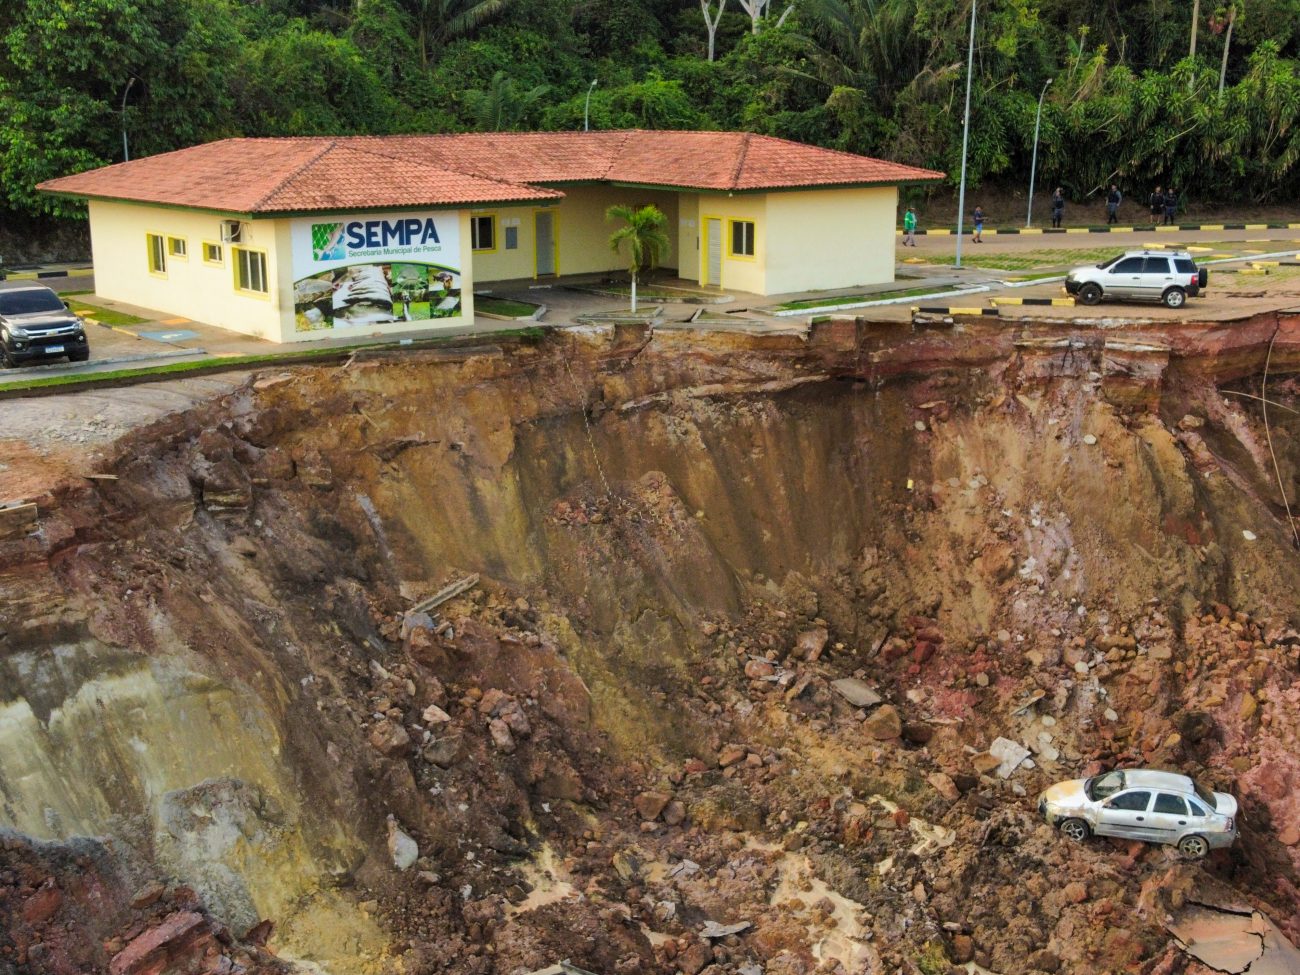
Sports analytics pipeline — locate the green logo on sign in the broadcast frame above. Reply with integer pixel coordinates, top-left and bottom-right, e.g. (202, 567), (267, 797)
(312, 223), (346, 261)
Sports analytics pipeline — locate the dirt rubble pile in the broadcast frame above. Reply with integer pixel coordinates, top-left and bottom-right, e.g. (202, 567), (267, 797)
(3, 317), (1300, 974)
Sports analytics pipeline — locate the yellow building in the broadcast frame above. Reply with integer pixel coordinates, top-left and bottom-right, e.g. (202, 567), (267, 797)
(40, 131), (943, 344)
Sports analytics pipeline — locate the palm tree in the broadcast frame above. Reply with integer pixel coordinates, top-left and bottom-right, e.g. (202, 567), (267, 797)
(606, 204), (670, 313)
(463, 71), (551, 131)
(407, 0), (516, 67)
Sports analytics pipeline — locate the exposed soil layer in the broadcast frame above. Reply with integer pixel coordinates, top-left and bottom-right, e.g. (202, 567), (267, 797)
(4, 315), (1300, 975)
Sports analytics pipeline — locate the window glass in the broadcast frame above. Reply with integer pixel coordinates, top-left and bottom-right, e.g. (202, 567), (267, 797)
(168, 237), (187, 257)
(147, 234), (167, 274)
(203, 242), (223, 264)
(1114, 258), (1146, 273)
(471, 215), (495, 251)
(1188, 799), (1208, 817)
(0, 289), (65, 314)
(1108, 791), (1151, 812)
(731, 220), (755, 257)
(1086, 770), (1125, 800)
(1192, 780), (1218, 809)
(1143, 257), (1170, 274)
(504, 225), (518, 250)
(1174, 258), (1196, 273)
(1153, 794), (1188, 815)
(234, 248), (267, 293)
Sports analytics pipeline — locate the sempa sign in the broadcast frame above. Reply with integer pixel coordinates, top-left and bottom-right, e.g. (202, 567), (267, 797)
(289, 210), (462, 333)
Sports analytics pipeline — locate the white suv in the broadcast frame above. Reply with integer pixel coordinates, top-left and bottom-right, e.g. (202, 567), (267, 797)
(1065, 250), (1208, 308)
(1038, 768), (1237, 859)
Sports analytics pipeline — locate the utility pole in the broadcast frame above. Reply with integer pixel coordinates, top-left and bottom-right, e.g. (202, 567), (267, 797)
(583, 79), (598, 132)
(1026, 78), (1052, 227)
(120, 77), (136, 162)
(954, 0), (976, 269)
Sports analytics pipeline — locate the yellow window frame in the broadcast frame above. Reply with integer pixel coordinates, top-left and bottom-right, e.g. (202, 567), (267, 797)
(471, 212), (498, 253)
(146, 232), (167, 277)
(231, 246), (271, 299)
(201, 241), (224, 265)
(167, 236), (188, 259)
(727, 219), (756, 260)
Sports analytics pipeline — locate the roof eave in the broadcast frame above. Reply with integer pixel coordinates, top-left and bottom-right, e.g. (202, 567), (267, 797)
(35, 188), (561, 218)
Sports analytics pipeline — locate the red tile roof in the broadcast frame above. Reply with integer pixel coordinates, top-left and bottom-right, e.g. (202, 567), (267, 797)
(39, 131), (944, 214)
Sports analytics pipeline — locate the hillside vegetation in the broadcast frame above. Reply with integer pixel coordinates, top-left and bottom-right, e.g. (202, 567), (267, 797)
(3, 0), (1300, 227)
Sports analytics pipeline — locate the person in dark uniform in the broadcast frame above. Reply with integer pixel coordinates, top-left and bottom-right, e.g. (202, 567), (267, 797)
(1106, 184), (1122, 225)
(1050, 188), (1065, 228)
(1163, 187), (1179, 226)
(1149, 186), (1164, 226)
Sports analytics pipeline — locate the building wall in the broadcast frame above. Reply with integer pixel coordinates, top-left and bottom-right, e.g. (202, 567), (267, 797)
(473, 185), (681, 283)
(88, 200), (283, 340)
(764, 186), (898, 294)
(695, 193), (768, 295)
(87, 201), (478, 345)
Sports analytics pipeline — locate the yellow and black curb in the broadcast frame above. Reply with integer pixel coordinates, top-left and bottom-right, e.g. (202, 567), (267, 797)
(911, 306), (1000, 317)
(990, 296), (1076, 307)
(898, 222), (1300, 236)
(0, 267), (93, 281)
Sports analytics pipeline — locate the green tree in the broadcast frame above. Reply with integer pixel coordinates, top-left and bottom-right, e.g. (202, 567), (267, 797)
(462, 71), (551, 130)
(230, 26), (398, 135)
(606, 204), (670, 313)
(0, 0), (241, 218)
(403, 0), (516, 67)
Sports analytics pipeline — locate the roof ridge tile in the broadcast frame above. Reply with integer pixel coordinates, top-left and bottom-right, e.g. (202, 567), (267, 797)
(728, 132), (754, 190)
(251, 138), (341, 211)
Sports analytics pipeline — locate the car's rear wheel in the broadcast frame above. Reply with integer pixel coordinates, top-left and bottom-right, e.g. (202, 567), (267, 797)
(1078, 283), (1102, 306)
(1163, 286), (1187, 309)
(1060, 818), (1091, 842)
(1178, 834), (1209, 859)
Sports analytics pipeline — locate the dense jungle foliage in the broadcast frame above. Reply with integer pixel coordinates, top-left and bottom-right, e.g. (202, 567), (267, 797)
(2, 0), (1299, 225)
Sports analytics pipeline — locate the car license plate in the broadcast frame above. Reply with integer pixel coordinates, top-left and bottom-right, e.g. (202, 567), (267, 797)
(44, 345), (64, 354)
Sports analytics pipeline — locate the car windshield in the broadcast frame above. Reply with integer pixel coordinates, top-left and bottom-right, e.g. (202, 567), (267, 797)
(0, 290), (66, 315)
(1192, 780), (1218, 810)
(1085, 770), (1125, 800)
(1096, 255), (1123, 270)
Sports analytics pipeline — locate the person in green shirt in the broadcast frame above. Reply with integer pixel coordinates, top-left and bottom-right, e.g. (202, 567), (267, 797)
(903, 206), (917, 247)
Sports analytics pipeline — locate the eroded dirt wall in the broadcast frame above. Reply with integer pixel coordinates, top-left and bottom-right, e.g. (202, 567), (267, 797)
(2, 321), (1300, 974)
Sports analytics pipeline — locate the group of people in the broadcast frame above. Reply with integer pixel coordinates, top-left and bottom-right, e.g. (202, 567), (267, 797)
(899, 182), (1184, 244)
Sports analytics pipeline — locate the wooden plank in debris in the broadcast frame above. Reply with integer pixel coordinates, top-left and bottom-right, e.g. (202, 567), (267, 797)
(0, 502), (38, 534)
(410, 574), (480, 614)
(81, 473), (119, 481)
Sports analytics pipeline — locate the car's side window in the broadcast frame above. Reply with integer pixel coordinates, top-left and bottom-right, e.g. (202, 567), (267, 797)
(1107, 790), (1151, 811)
(1114, 258), (1146, 273)
(1188, 799), (1208, 817)
(1144, 257), (1171, 274)
(1153, 793), (1187, 815)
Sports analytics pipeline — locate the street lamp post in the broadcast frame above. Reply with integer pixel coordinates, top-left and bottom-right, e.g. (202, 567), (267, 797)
(954, 0), (977, 269)
(1026, 78), (1053, 228)
(583, 79), (598, 132)
(120, 76), (136, 162)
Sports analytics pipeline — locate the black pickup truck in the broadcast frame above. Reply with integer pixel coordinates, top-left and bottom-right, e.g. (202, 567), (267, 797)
(0, 285), (90, 366)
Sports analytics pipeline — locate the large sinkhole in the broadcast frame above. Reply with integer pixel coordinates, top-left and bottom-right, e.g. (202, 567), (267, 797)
(3, 329), (1300, 974)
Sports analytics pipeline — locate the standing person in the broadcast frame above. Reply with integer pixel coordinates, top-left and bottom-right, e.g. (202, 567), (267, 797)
(1106, 184), (1122, 225)
(1051, 188), (1065, 228)
(902, 205), (917, 247)
(1164, 187), (1179, 226)
(1149, 186), (1164, 226)
(972, 205), (985, 243)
